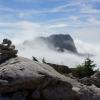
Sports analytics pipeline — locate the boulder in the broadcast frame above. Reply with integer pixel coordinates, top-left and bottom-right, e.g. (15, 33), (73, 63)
(91, 72), (100, 88)
(0, 39), (18, 64)
(79, 77), (92, 86)
(79, 85), (100, 100)
(0, 57), (79, 100)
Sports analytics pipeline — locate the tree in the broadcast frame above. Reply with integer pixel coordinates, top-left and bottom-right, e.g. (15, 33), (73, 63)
(72, 57), (96, 78)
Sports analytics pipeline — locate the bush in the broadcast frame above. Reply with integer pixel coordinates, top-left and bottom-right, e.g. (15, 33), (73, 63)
(72, 57), (96, 78)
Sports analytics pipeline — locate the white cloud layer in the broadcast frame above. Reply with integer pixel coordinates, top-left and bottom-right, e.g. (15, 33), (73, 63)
(15, 37), (100, 69)
(0, 18), (99, 68)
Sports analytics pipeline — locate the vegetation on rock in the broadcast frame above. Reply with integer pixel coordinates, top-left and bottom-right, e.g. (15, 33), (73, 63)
(72, 57), (96, 78)
(42, 58), (71, 74)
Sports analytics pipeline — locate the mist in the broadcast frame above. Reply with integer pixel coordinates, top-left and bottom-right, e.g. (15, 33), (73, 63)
(17, 40), (83, 67)
(0, 32), (100, 68)
(12, 33), (100, 68)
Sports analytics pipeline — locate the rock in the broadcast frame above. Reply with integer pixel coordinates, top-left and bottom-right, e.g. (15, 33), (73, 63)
(78, 85), (100, 100)
(0, 57), (78, 100)
(0, 39), (18, 64)
(91, 72), (100, 88)
(43, 61), (71, 74)
(2, 39), (12, 47)
(79, 77), (92, 86)
(32, 56), (38, 62)
(41, 81), (79, 100)
(47, 34), (77, 53)
(0, 91), (26, 100)
(0, 56), (100, 100)
(65, 72), (79, 80)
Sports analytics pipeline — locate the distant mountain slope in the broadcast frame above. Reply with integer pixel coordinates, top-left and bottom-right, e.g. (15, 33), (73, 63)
(35, 34), (78, 53)
(22, 34), (78, 53)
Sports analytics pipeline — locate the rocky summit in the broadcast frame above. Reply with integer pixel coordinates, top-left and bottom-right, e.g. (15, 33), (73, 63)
(0, 57), (79, 100)
(36, 34), (78, 53)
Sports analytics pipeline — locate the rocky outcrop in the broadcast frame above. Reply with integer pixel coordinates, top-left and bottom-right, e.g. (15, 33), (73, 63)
(0, 56), (100, 100)
(42, 59), (71, 74)
(0, 39), (18, 64)
(91, 72), (100, 88)
(77, 72), (100, 88)
(0, 57), (79, 100)
(79, 77), (92, 86)
(78, 85), (100, 100)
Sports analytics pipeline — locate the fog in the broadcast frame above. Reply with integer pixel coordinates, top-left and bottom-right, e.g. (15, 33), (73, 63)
(17, 40), (83, 67)
(13, 34), (100, 68)
(0, 33), (100, 68)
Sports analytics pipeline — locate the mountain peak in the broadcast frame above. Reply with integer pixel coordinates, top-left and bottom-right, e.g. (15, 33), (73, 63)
(36, 34), (77, 53)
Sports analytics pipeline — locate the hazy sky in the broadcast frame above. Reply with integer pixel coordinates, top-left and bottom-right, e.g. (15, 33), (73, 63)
(0, 0), (100, 43)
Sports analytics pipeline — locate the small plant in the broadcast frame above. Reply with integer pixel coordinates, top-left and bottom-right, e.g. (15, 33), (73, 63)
(72, 57), (96, 78)
(42, 57), (46, 63)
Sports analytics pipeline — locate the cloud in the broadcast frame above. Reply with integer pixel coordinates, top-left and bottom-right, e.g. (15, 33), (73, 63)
(12, 21), (46, 44)
(87, 17), (100, 25)
(48, 23), (68, 29)
(49, 2), (80, 13)
(15, 0), (67, 3)
(17, 38), (84, 67)
(0, 0), (99, 24)
(0, 16), (100, 43)
(18, 10), (42, 18)
(17, 3), (79, 17)
(15, 37), (100, 68)
(0, 6), (14, 13)
(81, 6), (100, 14)
(15, 0), (34, 2)
(0, 21), (45, 44)
(69, 16), (79, 21)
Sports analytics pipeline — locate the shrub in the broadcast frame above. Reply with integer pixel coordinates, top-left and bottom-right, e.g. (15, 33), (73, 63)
(72, 57), (96, 78)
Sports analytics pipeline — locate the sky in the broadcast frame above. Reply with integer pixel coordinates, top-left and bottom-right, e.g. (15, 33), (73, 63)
(0, 0), (100, 43)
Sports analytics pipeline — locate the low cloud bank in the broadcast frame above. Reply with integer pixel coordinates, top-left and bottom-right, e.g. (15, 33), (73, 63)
(0, 33), (100, 68)
(16, 37), (100, 68)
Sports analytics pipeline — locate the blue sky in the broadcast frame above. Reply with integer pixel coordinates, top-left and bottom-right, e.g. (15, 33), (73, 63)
(0, 0), (100, 43)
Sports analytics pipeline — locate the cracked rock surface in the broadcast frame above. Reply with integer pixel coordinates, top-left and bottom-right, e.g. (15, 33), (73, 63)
(0, 57), (79, 100)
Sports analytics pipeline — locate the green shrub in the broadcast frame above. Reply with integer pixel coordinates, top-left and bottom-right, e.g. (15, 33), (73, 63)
(72, 57), (96, 78)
